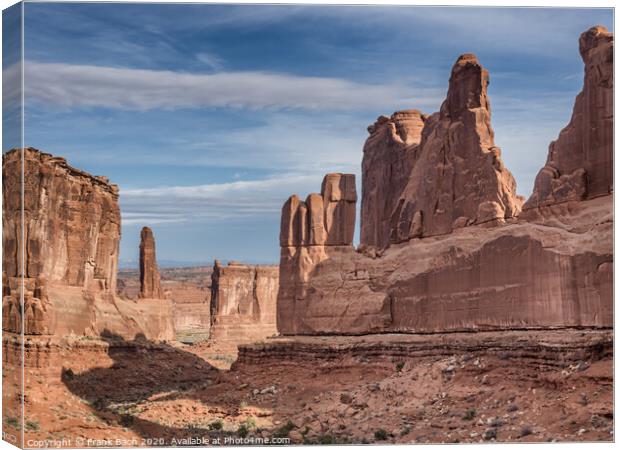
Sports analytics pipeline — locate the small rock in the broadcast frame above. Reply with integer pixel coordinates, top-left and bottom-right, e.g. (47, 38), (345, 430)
(340, 393), (353, 404)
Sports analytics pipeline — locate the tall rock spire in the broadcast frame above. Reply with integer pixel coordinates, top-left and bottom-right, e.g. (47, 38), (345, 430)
(525, 26), (613, 208)
(389, 53), (523, 244)
(139, 227), (163, 299)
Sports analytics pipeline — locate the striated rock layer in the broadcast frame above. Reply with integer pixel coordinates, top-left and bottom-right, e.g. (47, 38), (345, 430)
(2, 148), (174, 341)
(209, 260), (278, 348)
(276, 27), (613, 335)
(525, 26), (613, 208)
(3, 148), (120, 292)
(139, 226), (163, 299)
(277, 173), (357, 335)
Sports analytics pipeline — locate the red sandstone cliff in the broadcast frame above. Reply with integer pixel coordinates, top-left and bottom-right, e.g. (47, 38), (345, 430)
(525, 26), (613, 208)
(209, 260), (278, 348)
(277, 174), (361, 335)
(3, 148), (120, 292)
(389, 54), (523, 244)
(276, 27), (613, 335)
(2, 148), (174, 340)
(361, 110), (425, 250)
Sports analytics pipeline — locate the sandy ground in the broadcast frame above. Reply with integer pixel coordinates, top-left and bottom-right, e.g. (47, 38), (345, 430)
(2, 330), (613, 447)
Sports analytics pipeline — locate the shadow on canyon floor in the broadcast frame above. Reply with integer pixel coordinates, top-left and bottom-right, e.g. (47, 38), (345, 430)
(60, 330), (238, 442)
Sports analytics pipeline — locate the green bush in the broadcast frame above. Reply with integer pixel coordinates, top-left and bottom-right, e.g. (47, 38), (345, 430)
(208, 419), (224, 431)
(237, 424), (249, 438)
(374, 429), (389, 441)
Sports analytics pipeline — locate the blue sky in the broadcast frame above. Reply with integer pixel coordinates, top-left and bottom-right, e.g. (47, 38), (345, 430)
(3, 4), (613, 265)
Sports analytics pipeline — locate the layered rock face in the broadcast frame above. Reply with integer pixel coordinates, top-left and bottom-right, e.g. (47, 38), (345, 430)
(276, 27), (613, 335)
(208, 260), (278, 348)
(2, 148), (174, 341)
(389, 54), (523, 244)
(525, 26), (613, 208)
(277, 174), (360, 334)
(3, 148), (120, 292)
(139, 227), (163, 299)
(361, 110), (425, 249)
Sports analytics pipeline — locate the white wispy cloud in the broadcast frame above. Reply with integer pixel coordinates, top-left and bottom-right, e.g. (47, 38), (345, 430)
(21, 61), (439, 112)
(120, 173), (329, 225)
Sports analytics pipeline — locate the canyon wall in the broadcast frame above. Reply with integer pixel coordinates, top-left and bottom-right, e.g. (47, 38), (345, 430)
(276, 26), (613, 335)
(3, 148), (120, 293)
(277, 173), (361, 335)
(208, 260), (278, 348)
(2, 148), (174, 341)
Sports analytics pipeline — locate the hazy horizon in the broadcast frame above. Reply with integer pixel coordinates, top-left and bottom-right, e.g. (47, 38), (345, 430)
(3, 4), (613, 265)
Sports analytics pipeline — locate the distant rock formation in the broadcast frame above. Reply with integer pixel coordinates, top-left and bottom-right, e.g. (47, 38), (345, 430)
(361, 110), (425, 250)
(139, 227), (163, 299)
(525, 26), (613, 208)
(389, 54), (523, 244)
(1, 148), (174, 341)
(275, 27), (613, 335)
(209, 260), (278, 349)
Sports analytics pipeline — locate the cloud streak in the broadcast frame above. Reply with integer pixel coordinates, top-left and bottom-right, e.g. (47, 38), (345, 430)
(120, 173), (326, 225)
(22, 61), (439, 112)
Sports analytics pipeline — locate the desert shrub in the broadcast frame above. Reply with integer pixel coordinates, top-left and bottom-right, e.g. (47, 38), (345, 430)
(462, 408), (476, 420)
(273, 420), (296, 438)
(374, 429), (389, 440)
(208, 419), (224, 431)
(237, 424), (249, 438)
(244, 417), (256, 429)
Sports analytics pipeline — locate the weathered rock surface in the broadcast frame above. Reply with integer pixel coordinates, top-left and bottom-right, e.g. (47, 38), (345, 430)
(278, 174), (357, 334)
(2, 148), (174, 341)
(525, 26), (613, 208)
(279, 196), (612, 335)
(209, 260), (278, 348)
(2, 275), (56, 335)
(139, 226), (163, 299)
(389, 54), (523, 244)
(3, 148), (121, 292)
(280, 173), (356, 248)
(276, 28), (613, 336)
(361, 110), (425, 249)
